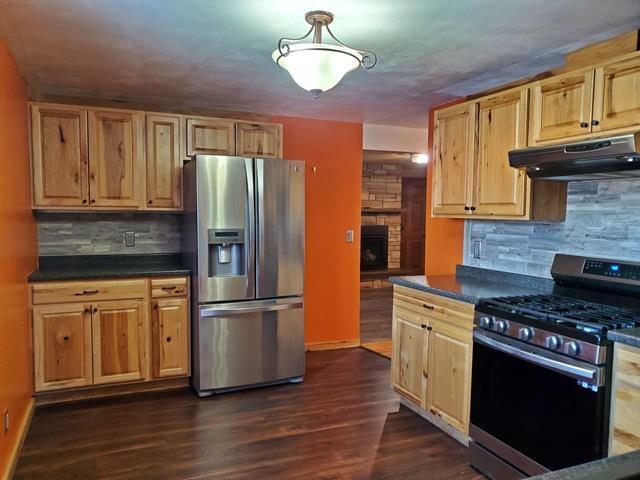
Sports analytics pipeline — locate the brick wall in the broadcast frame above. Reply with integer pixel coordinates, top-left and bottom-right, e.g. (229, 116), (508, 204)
(361, 162), (402, 269)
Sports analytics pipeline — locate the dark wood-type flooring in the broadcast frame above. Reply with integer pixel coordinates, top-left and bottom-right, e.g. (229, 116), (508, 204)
(360, 287), (393, 343)
(15, 349), (483, 480)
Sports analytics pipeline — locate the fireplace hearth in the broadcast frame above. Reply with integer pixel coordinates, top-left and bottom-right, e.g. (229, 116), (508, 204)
(361, 225), (388, 270)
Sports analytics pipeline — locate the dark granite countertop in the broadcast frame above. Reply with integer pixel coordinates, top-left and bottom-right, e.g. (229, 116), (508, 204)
(28, 254), (190, 282)
(608, 327), (640, 349)
(529, 449), (640, 479)
(389, 265), (553, 304)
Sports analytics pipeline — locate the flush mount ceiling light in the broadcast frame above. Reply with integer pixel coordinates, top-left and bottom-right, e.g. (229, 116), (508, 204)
(272, 10), (376, 98)
(410, 153), (429, 164)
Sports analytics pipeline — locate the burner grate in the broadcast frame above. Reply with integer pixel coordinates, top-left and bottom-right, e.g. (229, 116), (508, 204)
(482, 294), (640, 334)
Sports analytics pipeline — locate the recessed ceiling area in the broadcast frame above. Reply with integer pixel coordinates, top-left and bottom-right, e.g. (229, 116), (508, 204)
(0, 0), (639, 127)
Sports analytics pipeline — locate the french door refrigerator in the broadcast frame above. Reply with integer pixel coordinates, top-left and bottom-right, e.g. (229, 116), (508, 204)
(183, 155), (305, 397)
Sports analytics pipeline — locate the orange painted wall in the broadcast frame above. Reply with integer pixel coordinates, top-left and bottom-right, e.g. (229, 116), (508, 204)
(272, 115), (362, 345)
(0, 42), (38, 477)
(424, 102), (465, 275)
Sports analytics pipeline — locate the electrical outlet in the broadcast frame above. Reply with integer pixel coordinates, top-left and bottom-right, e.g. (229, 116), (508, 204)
(124, 231), (136, 248)
(3, 408), (9, 435)
(473, 241), (482, 259)
(346, 229), (354, 243)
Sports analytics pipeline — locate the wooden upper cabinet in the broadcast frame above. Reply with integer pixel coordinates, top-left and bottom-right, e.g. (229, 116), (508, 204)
(592, 54), (640, 133)
(33, 303), (92, 392)
(236, 122), (283, 158)
(529, 69), (595, 144)
(186, 117), (235, 156)
(425, 321), (472, 435)
(151, 297), (189, 378)
(91, 299), (147, 384)
(31, 104), (89, 207)
(432, 102), (476, 216)
(474, 88), (529, 217)
(88, 109), (144, 208)
(145, 114), (182, 209)
(391, 307), (427, 405)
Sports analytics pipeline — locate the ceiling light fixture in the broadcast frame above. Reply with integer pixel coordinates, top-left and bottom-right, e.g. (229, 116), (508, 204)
(410, 153), (429, 164)
(272, 10), (376, 98)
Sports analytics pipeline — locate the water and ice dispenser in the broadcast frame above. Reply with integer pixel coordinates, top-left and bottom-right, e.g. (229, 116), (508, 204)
(208, 229), (245, 277)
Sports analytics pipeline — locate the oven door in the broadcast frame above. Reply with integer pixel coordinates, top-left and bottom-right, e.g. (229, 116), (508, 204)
(470, 329), (610, 476)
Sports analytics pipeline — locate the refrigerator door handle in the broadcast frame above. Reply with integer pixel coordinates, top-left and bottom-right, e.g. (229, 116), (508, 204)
(200, 298), (303, 317)
(245, 157), (256, 297)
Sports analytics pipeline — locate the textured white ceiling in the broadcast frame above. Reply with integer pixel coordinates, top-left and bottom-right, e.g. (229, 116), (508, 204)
(0, 0), (639, 127)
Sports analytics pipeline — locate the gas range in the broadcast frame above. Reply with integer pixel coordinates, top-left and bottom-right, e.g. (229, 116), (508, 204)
(469, 254), (640, 479)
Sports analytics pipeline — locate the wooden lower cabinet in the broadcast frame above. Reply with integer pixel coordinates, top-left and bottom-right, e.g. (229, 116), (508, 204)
(391, 286), (474, 439)
(391, 307), (428, 404)
(92, 300), (147, 384)
(424, 321), (473, 435)
(32, 303), (93, 391)
(31, 276), (190, 397)
(151, 297), (189, 378)
(609, 343), (640, 456)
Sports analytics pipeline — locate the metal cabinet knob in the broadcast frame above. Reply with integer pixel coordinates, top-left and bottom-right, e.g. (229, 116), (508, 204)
(580, 122), (589, 128)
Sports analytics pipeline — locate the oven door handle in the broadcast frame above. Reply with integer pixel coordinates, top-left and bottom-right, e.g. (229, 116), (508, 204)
(473, 330), (604, 387)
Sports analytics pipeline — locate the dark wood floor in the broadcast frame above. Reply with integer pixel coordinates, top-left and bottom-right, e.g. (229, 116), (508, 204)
(360, 287), (393, 343)
(15, 349), (482, 480)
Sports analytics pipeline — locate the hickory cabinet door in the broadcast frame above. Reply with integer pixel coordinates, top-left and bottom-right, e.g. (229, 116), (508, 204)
(88, 109), (144, 208)
(31, 104), (89, 207)
(529, 69), (595, 144)
(32, 303), (92, 392)
(474, 88), (529, 217)
(91, 299), (147, 384)
(236, 122), (283, 158)
(391, 307), (428, 405)
(145, 114), (182, 209)
(186, 117), (235, 156)
(592, 54), (640, 134)
(425, 321), (472, 435)
(151, 297), (189, 378)
(432, 102), (476, 216)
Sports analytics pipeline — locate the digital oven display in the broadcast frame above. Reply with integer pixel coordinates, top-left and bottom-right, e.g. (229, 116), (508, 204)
(582, 259), (640, 280)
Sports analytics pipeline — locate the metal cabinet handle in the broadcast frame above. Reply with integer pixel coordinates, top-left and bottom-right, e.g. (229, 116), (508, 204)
(92, 307), (98, 313)
(591, 120), (599, 126)
(427, 326), (433, 331)
(580, 122), (589, 128)
(75, 289), (99, 296)
(464, 206), (470, 211)
(422, 303), (434, 310)
(470, 206), (476, 211)
(421, 324), (427, 329)
(161, 286), (176, 291)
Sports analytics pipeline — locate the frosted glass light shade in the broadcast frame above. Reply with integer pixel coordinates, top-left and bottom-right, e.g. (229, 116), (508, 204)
(272, 43), (362, 96)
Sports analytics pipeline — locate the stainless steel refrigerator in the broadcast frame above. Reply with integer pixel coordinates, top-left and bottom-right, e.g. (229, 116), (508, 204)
(182, 155), (305, 397)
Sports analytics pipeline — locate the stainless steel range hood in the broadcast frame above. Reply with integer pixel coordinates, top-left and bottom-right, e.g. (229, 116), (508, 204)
(509, 132), (640, 181)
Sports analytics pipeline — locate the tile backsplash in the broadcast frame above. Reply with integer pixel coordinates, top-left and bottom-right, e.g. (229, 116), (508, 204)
(37, 212), (182, 256)
(465, 179), (640, 278)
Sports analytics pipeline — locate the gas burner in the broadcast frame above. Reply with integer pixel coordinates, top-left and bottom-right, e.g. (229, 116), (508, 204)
(481, 294), (640, 335)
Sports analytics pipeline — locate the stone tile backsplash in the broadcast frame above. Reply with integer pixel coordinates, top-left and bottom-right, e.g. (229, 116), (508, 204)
(464, 179), (640, 278)
(37, 212), (182, 256)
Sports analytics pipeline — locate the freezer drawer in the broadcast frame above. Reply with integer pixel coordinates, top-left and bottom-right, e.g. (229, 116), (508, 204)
(195, 297), (304, 393)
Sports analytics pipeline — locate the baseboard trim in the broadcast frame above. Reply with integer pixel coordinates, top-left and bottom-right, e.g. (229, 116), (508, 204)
(35, 377), (190, 406)
(3, 397), (35, 480)
(399, 396), (469, 447)
(305, 339), (361, 351)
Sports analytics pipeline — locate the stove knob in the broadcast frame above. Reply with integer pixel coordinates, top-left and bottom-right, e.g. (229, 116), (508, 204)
(518, 327), (533, 341)
(567, 341), (580, 356)
(495, 320), (508, 333)
(546, 336), (561, 350)
(479, 316), (492, 328)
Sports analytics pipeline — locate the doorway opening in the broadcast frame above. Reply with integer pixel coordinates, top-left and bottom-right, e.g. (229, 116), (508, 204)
(359, 150), (426, 359)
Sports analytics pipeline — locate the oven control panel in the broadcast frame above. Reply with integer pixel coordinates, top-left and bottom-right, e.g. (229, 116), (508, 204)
(582, 259), (640, 280)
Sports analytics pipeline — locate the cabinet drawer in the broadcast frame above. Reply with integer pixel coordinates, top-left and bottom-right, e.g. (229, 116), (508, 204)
(32, 279), (147, 305)
(150, 277), (188, 298)
(393, 286), (474, 331)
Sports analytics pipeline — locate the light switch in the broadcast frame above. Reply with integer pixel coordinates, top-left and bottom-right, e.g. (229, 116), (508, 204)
(473, 241), (482, 259)
(346, 230), (354, 243)
(124, 231), (136, 247)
